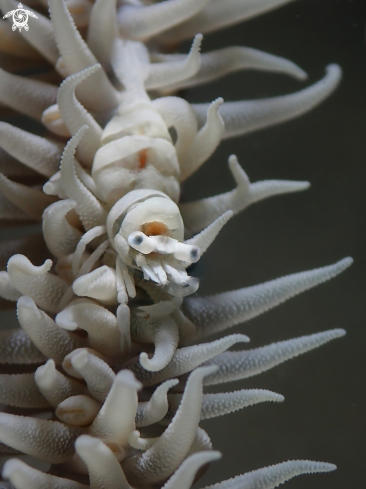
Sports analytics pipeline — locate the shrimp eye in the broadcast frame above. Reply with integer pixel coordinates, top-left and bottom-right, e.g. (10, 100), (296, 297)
(128, 232), (155, 254)
(190, 247), (199, 261)
(133, 234), (144, 245)
(173, 244), (201, 262)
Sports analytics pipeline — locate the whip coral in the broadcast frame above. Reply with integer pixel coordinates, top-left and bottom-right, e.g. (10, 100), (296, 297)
(0, 0), (353, 488)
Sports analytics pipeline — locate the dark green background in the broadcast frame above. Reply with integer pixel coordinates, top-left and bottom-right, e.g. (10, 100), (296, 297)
(182, 1), (366, 488)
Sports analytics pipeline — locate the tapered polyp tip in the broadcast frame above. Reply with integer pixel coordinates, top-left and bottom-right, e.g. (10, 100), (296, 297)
(294, 67), (308, 81)
(187, 450), (222, 466)
(298, 460), (337, 473)
(139, 352), (157, 371)
(75, 434), (103, 455)
(116, 369), (142, 391)
(76, 434), (124, 462)
(191, 364), (218, 380)
(56, 308), (78, 330)
(2, 458), (22, 479)
(213, 97), (224, 107)
(297, 181), (311, 190)
(17, 295), (33, 307)
(228, 154), (238, 164)
(231, 333), (250, 344)
(323, 257), (353, 279)
(43, 181), (56, 195)
(202, 365), (219, 376)
(331, 328), (346, 338)
(206, 450), (222, 462)
(326, 63), (342, 78)
(35, 359), (56, 386)
(161, 378), (179, 391)
(71, 349), (88, 369)
(271, 392), (285, 402)
(339, 256), (353, 269)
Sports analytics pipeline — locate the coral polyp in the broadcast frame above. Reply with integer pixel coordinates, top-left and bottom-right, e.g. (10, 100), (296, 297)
(0, 0), (352, 488)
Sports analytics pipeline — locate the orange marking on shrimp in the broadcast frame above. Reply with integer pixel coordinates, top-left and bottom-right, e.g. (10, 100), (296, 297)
(142, 221), (169, 236)
(138, 148), (148, 169)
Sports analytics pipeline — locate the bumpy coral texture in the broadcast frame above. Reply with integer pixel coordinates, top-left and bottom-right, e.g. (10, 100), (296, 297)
(0, 0), (352, 488)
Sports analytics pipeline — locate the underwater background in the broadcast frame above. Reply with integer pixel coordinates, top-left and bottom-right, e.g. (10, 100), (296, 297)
(183, 0), (366, 487)
(0, 0), (365, 488)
